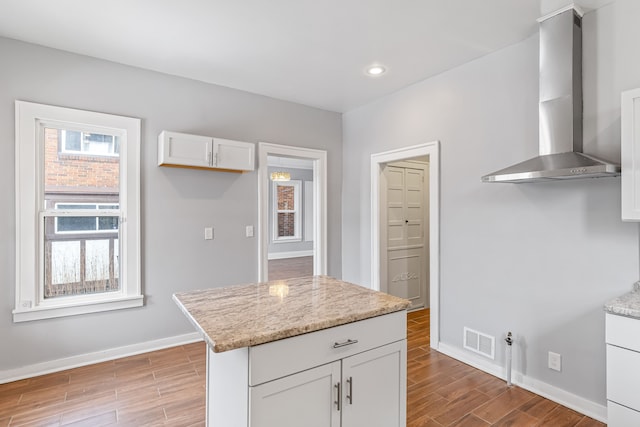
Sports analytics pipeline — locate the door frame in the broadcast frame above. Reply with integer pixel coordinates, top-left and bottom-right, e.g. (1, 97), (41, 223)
(371, 141), (440, 349)
(258, 142), (327, 282)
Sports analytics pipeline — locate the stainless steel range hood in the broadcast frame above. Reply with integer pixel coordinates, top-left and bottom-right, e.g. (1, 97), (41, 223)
(481, 6), (620, 183)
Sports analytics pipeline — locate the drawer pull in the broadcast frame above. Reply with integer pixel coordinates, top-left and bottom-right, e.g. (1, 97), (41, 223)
(334, 382), (341, 411)
(333, 339), (359, 349)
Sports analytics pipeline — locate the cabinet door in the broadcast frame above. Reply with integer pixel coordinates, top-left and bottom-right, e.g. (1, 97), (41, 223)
(341, 340), (406, 427)
(249, 361), (341, 427)
(622, 88), (640, 221)
(158, 131), (212, 168)
(607, 344), (640, 411)
(608, 401), (640, 427)
(213, 137), (255, 171)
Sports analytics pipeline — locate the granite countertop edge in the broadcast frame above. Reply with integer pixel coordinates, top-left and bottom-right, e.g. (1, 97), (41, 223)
(603, 281), (640, 319)
(214, 305), (407, 353)
(172, 276), (410, 353)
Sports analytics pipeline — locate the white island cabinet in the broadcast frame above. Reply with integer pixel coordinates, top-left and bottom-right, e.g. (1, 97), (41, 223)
(173, 276), (410, 427)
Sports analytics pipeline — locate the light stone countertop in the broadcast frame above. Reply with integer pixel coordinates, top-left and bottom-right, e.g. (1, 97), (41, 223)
(604, 281), (640, 318)
(173, 275), (411, 353)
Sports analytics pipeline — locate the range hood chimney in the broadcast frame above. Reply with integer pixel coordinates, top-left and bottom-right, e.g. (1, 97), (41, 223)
(481, 6), (620, 183)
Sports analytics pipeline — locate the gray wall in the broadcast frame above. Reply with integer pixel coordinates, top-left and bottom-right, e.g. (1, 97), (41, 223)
(267, 166), (314, 255)
(0, 37), (342, 372)
(342, 1), (640, 406)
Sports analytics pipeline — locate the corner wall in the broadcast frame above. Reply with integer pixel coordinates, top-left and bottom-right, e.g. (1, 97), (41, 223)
(342, 1), (639, 412)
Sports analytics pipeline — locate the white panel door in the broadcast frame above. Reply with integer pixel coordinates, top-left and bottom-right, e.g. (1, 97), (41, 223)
(386, 166), (406, 249)
(249, 361), (341, 427)
(388, 248), (424, 303)
(341, 341), (406, 427)
(384, 163), (427, 309)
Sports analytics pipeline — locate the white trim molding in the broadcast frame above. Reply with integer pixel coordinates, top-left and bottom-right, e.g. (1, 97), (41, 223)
(268, 250), (314, 260)
(371, 141), (440, 349)
(0, 332), (202, 385)
(437, 343), (607, 423)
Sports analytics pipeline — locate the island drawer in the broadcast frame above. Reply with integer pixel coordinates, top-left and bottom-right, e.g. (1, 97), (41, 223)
(248, 310), (406, 386)
(606, 313), (640, 352)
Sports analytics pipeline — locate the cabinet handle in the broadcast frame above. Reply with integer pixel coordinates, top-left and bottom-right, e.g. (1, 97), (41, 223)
(333, 339), (359, 349)
(207, 151), (212, 166)
(334, 382), (341, 411)
(346, 376), (353, 404)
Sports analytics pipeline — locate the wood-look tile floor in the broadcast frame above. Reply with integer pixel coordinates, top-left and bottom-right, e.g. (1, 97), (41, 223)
(406, 309), (604, 427)
(267, 256), (313, 280)
(0, 309), (605, 426)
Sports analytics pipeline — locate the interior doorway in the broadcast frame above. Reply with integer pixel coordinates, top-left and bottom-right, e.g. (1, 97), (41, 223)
(371, 142), (440, 350)
(266, 156), (314, 280)
(258, 143), (327, 282)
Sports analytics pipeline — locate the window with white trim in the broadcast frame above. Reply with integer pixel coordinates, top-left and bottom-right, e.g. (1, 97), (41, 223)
(14, 101), (142, 322)
(272, 180), (302, 242)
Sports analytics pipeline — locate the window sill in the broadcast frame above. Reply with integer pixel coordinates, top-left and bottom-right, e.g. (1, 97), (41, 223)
(12, 295), (144, 322)
(272, 238), (303, 244)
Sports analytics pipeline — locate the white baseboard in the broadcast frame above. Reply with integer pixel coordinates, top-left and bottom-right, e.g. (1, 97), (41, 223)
(0, 332), (202, 384)
(267, 250), (314, 260)
(436, 343), (607, 423)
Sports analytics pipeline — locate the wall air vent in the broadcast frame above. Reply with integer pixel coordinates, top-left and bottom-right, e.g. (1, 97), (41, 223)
(463, 327), (495, 359)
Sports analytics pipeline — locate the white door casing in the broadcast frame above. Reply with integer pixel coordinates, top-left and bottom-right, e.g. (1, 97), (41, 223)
(258, 143), (327, 281)
(371, 141), (440, 350)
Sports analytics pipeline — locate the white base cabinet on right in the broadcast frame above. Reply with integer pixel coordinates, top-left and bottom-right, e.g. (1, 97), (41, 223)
(606, 313), (640, 425)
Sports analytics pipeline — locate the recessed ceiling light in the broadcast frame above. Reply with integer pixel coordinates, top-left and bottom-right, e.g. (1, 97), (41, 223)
(366, 65), (386, 76)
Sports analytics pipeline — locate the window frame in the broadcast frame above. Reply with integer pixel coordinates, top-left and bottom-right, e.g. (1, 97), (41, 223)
(271, 179), (302, 243)
(53, 202), (120, 235)
(60, 129), (120, 157)
(14, 101), (142, 322)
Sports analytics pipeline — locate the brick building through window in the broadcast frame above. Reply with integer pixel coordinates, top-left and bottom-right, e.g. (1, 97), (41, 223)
(43, 127), (121, 298)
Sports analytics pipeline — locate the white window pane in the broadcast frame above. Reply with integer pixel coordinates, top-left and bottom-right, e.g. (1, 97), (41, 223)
(85, 239), (110, 281)
(50, 241), (81, 286)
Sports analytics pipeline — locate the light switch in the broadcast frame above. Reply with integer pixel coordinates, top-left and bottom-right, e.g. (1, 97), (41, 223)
(245, 225), (254, 237)
(204, 227), (213, 240)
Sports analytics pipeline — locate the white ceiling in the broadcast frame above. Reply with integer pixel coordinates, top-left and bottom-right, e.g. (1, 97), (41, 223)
(0, 0), (614, 113)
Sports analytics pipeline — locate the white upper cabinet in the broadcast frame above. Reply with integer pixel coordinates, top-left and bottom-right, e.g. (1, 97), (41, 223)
(158, 130), (255, 172)
(622, 88), (640, 221)
(213, 137), (255, 171)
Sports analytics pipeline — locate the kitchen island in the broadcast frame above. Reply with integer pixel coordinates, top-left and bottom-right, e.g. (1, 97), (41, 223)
(173, 275), (410, 427)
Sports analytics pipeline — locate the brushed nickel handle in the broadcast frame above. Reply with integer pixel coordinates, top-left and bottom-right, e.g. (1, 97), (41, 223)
(333, 339), (359, 349)
(346, 376), (353, 404)
(334, 382), (341, 411)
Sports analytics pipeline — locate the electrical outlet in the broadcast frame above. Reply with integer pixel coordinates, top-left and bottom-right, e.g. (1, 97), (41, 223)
(245, 225), (254, 237)
(204, 227), (213, 240)
(548, 351), (561, 372)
